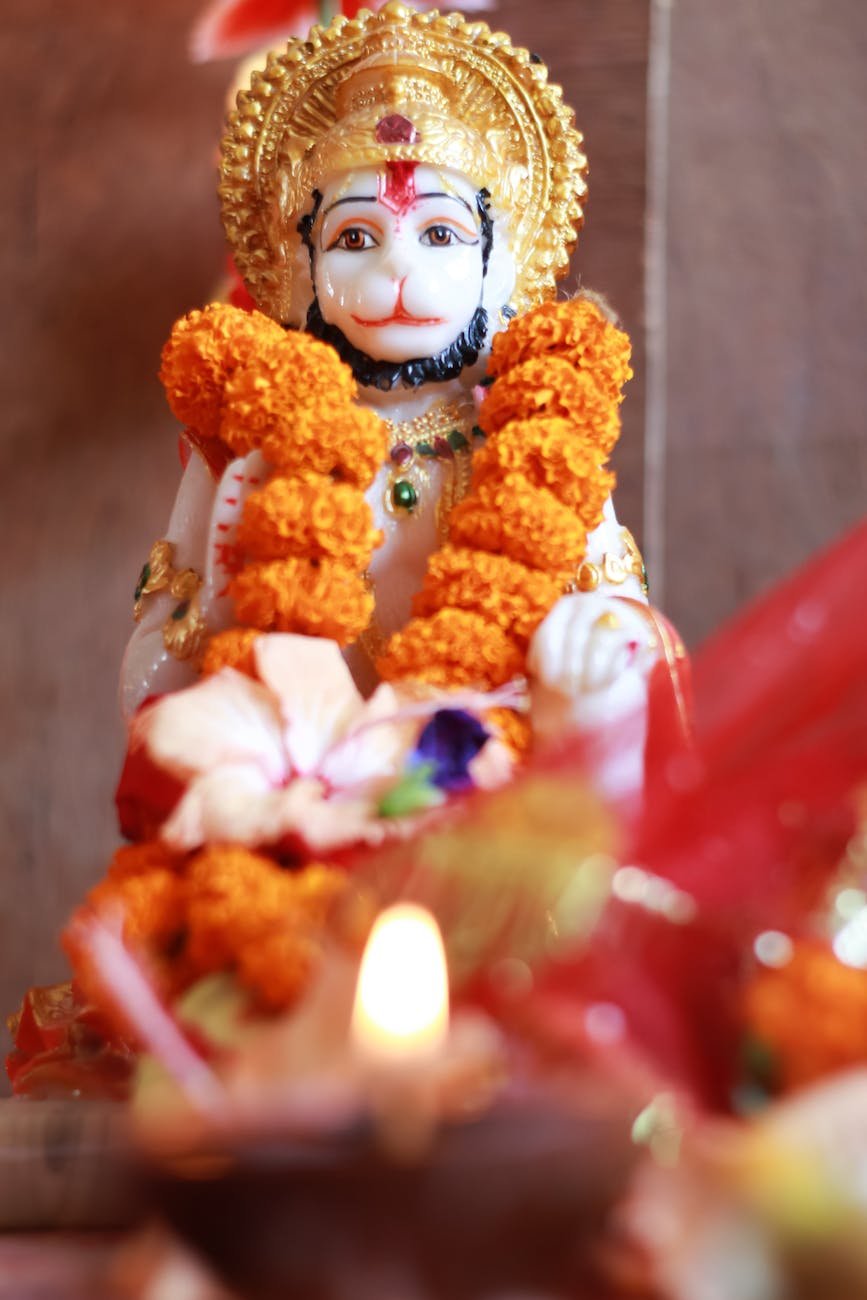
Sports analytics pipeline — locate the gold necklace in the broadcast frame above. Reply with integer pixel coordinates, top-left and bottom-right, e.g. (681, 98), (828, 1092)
(358, 401), (482, 665)
(383, 398), (481, 539)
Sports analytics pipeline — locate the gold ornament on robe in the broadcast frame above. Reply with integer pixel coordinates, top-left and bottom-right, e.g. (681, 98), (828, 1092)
(220, 2), (588, 320)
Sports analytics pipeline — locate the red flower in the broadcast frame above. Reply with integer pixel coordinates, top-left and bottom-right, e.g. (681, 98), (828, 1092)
(191, 0), (315, 62)
(6, 982), (135, 1100)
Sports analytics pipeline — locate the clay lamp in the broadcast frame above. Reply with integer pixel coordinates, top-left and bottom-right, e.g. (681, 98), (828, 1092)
(146, 905), (640, 1299)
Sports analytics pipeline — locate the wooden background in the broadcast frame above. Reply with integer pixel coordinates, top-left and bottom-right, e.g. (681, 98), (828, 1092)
(1, 0), (865, 1058)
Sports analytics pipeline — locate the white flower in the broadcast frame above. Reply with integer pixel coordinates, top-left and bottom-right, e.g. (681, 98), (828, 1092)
(135, 635), (416, 854)
(135, 634), (523, 854)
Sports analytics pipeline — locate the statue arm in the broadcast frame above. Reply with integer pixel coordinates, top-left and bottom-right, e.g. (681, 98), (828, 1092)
(119, 453), (218, 720)
(527, 494), (661, 801)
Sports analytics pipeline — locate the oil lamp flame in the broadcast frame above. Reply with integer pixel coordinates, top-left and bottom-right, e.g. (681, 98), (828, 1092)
(352, 903), (449, 1062)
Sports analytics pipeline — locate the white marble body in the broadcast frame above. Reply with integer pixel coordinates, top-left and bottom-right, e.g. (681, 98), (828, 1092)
(122, 163), (660, 802)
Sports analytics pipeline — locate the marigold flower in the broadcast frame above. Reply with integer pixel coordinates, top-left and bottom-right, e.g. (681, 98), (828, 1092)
(482, 358), (623, 459)
(185, 848), (347, 1007)
(488, 297), (633, 406)
(743, 940), (867, 1091)
(237, 472), (383, 568)
(448, 472), (587, 576)
(80, 862), (187, 951)
(184, 845), (299, 975)
(236, 928), (319, 1012)
(159, 303), (287, 440)
(230, 558), (374, 644)
(236, 863), (349, 1010)
(201, 627), (261, 677)
(413, 546), (562, 647)
(219, 337), (387, 486)
(486, 707), (533, 756)
(378, 609), (524, 689)
(105, 841), (182, 880)
(471, 417), (616, 524)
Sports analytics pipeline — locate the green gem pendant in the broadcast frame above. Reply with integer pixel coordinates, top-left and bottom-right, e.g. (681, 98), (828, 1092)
(134, 562), (151, 602)
(392, 479), (418, 512)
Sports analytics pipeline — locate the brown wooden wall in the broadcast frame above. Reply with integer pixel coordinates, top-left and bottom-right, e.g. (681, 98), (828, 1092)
(1, 0), (864, 1057)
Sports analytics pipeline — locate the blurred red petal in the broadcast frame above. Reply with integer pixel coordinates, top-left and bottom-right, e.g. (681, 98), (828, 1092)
(115, 701), (186, 842)
(190, 0), (314, 62)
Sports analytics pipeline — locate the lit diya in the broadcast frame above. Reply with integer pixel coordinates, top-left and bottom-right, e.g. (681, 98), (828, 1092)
(142, 904), (643, 1299)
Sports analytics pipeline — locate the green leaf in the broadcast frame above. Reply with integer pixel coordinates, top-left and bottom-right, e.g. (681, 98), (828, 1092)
(378, 763), (445, 818)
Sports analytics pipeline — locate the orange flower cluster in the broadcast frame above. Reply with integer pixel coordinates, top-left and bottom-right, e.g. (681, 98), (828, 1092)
(378, 609), (524, 689)
(471, 417), (616, 515)
(743, 940), (867, 1092)
(63, 841), (348, 1017)
(488, 295), (633, 407)
(158, 303), (387, 657)
(449, 473), (588, 578)
(223, 365), (386, 488)
(486, 706), (533, 754)
(378, 296), (630, 735)
(201, 627), (260, 678)
(160, 304), (287, 442)
(84, 842), (186, 950)
(413, 545), (563, 649)
(184, 847), (346, 1010)
(482, 360), (623, 459)
(230, 558), (374, 644)
(237, 472), (383, 569)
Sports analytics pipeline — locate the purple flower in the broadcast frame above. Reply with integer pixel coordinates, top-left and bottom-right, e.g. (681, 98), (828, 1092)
(412, 709), (490, 792)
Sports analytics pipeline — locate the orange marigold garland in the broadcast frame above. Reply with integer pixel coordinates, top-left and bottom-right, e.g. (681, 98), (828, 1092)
(481, 358), (623, 458)
(230, 558), (374, 645)
(488, 295), (633, 407)
(219, 329), (356, 452)
(378, 609), (524, 690)
(224, 386), (388, 488)
(743, 939), (867, 1092)
(413, 546), (563, 648)
(184, 845), (298, 975)
(74, 292), (632, 1025)
(471, 416), (616, 519)
(65, 843), (349, 1019)
(160, 303), (287, 443)
(200, 627), (261, 677)
(160, 301), (388, 657)
(378, 295), (632, 744)
(184, 848), (347, 1010)
(62, 841), (190, 1007)
(237, 472), (383, 568)
(450, 473), (589, 577)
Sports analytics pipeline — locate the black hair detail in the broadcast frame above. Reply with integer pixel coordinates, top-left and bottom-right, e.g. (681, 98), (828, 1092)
(501, 305), (517, 321)
(476, 188), (494, 272)
(304, 298), (489, 391)
(297, 189), (323, 275)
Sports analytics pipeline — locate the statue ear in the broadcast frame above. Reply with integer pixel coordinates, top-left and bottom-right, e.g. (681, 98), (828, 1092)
(482, 221), (517, 319)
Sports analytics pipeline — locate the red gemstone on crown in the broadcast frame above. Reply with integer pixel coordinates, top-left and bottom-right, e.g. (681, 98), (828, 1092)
(375, 114), (419, 144)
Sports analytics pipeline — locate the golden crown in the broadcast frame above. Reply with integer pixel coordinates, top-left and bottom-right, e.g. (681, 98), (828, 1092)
(220, 3), (588, 320)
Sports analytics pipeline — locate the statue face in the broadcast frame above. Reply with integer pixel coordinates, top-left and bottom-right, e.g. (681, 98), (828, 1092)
(312, 164), (487, 364)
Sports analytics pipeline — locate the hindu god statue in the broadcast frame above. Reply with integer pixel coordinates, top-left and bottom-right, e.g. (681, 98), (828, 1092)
(121, 2), (680, 815)
(8, 1), (693, 1107)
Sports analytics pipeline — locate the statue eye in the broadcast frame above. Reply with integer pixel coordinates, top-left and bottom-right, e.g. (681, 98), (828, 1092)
(421, 225), (456, 247)
(330, 227), (377, 251)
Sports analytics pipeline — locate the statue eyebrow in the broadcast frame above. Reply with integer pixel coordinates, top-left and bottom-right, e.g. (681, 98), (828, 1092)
(322, 195), (378, 216)
(416, 191), (474, 214)
(322, 191), (475, 218)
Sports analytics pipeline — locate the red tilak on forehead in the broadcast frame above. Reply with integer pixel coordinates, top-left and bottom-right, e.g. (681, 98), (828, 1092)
(378, 161), (418, 215)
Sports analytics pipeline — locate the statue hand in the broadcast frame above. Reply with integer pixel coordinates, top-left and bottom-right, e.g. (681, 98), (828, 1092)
(528, 593), (662, 804)
(528, 592), (658, 699)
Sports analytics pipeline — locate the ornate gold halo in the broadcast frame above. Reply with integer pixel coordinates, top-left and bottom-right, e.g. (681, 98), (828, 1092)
(219, 2), (588, 321)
